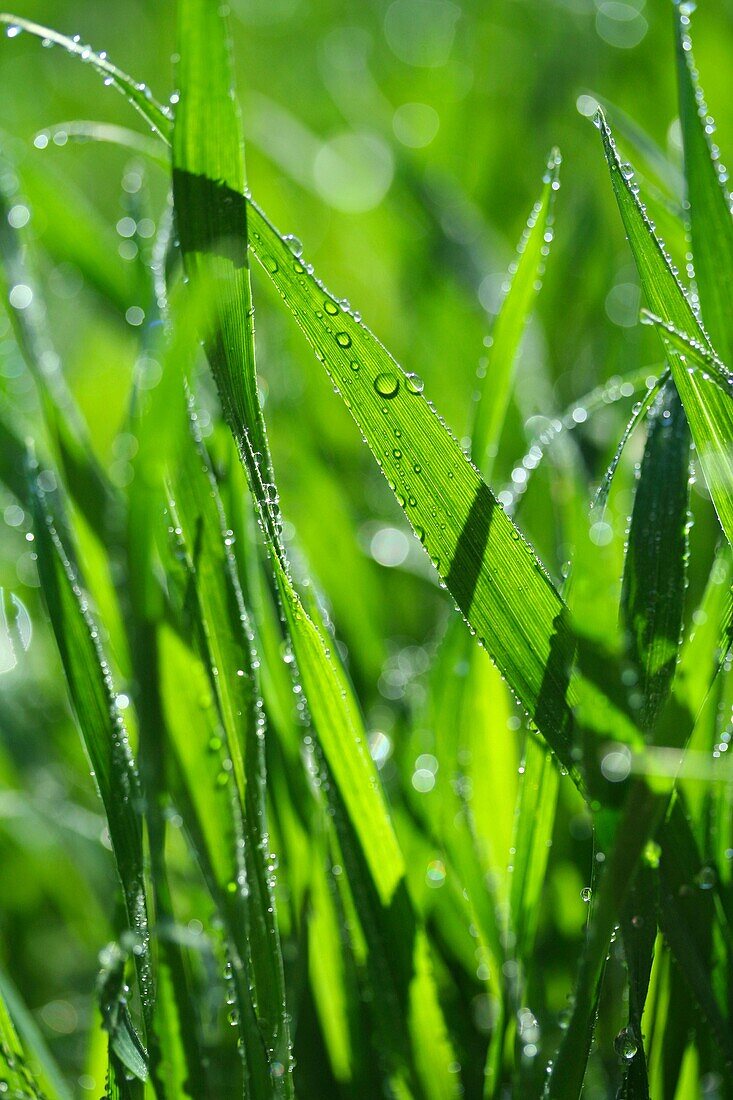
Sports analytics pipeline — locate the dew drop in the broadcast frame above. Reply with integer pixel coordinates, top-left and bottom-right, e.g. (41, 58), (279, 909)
(374, 373), (400, 398)
(335, 331), (352, 349)
(405, 372), (424, 394)
(614, 1027), (638, 1063)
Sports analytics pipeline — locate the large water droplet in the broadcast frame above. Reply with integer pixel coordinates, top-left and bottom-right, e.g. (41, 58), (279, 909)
(614, 1027), (638, 1063)
(374, 373), (400, 398)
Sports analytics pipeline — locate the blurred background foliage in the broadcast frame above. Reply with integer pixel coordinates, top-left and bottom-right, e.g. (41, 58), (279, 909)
(0, 0), (732, 1095)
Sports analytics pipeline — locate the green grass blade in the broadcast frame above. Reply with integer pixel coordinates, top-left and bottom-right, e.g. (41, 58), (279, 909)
(674, 3), (733, 365)
(616, 373), (691, 1091)
(308, 843), (354, 1084)
(592, 370), (669, 517)
(0, 964), (70, 1099)
(544, 784), (666, 1099)
(618, 868), (656, 1099)
(621, 382), (690, 732)
(0, 14), (169, 139)
(472, 150), (560, 477)
(166, 422), (293, 1085)
(656, 799), (733, 1064)
(273, 562), (405, 903)
(170, 0), (405, 906)
(29, 468), (153, 1049)
(155, 623), (270, 1096)
(674, 546), (733, 718)
(0, 168), (115, 541)
(509, 735), (559, 964)
(0, 1005), (46, 1098)
(172, 0), (273, 493)
(596, 111), (733, 549)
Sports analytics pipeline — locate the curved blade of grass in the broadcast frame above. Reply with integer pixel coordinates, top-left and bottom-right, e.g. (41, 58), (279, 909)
(472, 150), (560, 477)
(621, 382), (690, 732)
(592, 370), (669, 517)
(244, 198), (577, 768)
(0, 14), (169, 139)
(674, 3), (733, 366)
(641, 310), (733, 391)
(595, 111), (733, 549)
(273, 560), (405, 904)
(29, 466), (153, 1052)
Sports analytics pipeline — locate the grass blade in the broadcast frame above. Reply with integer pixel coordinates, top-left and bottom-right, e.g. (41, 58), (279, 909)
(171, 0), (406, 907)
(29, 467), (152, 1059)
(472, 150), (560, 477)
(0, 964), (72, 1100)
(596, 111), (733, 549)
(166, 420), (293, 1086)
(621, 382), (690, 732)
(674, 3), (733, 365)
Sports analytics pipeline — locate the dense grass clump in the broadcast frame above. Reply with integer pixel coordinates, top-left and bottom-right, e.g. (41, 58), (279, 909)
(0, 1), (732, 1097)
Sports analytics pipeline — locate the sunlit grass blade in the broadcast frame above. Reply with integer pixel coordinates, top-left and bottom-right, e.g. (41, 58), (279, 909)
(0, 14), (169, 139)
(171, 0), (273, 492)
(674, 3), (733, 365)
(275, 562), (405, 903)
(509, 736), (559, 964)
(641, 314), (733, 547)
(621, 382), (690, 731)
(472, 150), (560, 477)
(307, 840), (354, 1085)
(596, 111), (733, 549)
(674, 546), (733, 718)
(244, 199), (580, 768)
